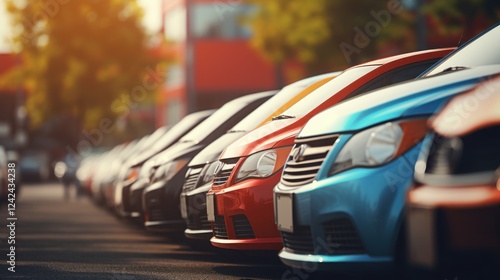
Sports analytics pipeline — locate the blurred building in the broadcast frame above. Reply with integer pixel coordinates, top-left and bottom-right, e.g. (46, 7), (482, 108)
(157, 0), (302, 126)
(0, 53), (24, 150)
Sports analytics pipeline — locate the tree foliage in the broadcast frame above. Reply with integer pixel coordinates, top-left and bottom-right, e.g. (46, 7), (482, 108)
(244, 0), (498, 75)
(3, 0), (157, 146)
(424, 0), (500, 37)
(244, 0), (415, 73)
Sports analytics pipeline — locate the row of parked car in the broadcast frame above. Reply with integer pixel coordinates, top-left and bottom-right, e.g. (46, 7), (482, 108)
(75, 23), (500, 278)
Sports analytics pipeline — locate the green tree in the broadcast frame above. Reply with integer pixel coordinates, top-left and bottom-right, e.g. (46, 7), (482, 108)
(424, 0), (500, 40)
(2, 0), (160, 148)
(244, 0), (415, 75)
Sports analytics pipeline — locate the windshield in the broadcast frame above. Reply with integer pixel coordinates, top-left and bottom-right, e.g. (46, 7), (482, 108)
(280, 66), (378, 117)
(150, 112), (207, 151)
(231, 73), (336, 131)
(180, 101), (250, 142)
(423, 24), (500, 77)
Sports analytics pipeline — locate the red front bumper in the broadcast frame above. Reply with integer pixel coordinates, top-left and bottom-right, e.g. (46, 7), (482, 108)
(210, 171), (283, 250)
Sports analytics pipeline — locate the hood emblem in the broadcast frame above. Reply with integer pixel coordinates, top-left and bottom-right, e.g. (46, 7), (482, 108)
(292, 144), (309, 162)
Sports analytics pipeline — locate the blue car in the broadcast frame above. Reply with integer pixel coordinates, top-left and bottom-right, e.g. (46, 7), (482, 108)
(273, 24), (500, 275)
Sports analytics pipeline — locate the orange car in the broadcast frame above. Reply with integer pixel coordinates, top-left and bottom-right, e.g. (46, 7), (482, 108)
(407, 76), (500, 273)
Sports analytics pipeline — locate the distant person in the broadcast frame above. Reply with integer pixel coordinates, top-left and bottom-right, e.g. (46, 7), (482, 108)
(62, 153), (82, 200)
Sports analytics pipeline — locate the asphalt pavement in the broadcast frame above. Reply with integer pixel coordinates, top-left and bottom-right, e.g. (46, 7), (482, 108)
(0, 183), (340, 280)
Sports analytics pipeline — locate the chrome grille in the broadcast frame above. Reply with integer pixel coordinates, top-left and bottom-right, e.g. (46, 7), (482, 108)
(213, 216), (228, 239)
(232, 215), (255, 239)
(213, 163), (236, 186)
(281, 226), (314, 254)
(183, 168), (203, 192)
(322, 218), (365, 255)
(281, 134), (339, 187)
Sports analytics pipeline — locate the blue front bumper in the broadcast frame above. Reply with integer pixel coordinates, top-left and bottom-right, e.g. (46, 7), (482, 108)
(275, 143), (423, 272)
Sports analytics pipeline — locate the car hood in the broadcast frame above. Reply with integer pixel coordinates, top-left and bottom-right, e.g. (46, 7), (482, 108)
(298, 65), (500, 137)
(189, 131), (246, 167)
(220, 118), (304, 159)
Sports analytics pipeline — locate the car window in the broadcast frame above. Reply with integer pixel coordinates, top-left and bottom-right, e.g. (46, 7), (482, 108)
(281, 66), (378, 118)
(150, 112), (208, 150)
(423, 24), (500, 77)
(231, 74), (334, 131)
(346, 58), (443, 99)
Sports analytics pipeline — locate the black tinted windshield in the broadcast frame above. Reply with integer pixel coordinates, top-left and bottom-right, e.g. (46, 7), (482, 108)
(281, 66), (377, 117)
(150, 112), (210, 151)
(423, 24), (500, 77)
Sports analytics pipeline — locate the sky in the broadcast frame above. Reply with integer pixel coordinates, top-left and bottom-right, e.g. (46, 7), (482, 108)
(0, 0), (163, 53)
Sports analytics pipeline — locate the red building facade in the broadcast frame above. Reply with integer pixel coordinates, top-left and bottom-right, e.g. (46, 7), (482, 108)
(157, 0), (293, 126)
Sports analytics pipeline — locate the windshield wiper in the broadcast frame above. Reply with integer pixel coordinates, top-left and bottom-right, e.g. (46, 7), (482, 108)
(441, 66), (470, 73)
(272, 114), (296, 121)
(227, 129), (247, 133)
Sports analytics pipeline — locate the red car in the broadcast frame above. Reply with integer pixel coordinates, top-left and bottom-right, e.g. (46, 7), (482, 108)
(206, 48), (455, 250)
(407, 76), (500, 275)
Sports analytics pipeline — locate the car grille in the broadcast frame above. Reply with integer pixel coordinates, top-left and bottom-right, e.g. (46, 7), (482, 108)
(281, 134), (339, 187)
(232, 215), (255, 239)
(213, 216), (228, 239)
(149, 207), (166, 222)
(186, 193), (210, 230)
(322, 218), (365, 255)
(281, 226), (314, 254)
(213, 163), (236, 186)
(426, 125), (500, 175)
(183, 168), (202, 192)
(187, 214), (211, 230)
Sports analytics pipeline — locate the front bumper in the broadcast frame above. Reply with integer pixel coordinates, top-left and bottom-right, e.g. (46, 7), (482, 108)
(182, 183), (212, 240)
(142, 169), (187, 232)
(210, 171), (283, 250)
(275, 144), (422, 271)
(129, 178), (150, 219)
(114, 179), (137, 217)
(407, 185), (500, 270)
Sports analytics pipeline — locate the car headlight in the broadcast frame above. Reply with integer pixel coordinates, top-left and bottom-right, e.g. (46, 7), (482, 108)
(153, 159), (189, 182)
(236, 147), (290, 182)
(329, 119), (428, 176)
(198, 161), (220, 186)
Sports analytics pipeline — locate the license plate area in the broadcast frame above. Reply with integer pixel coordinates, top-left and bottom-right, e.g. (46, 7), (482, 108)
(180, 194), (188, 219)
(407, 206), (437, 268)
(276, 193), (294, 233)
(206, 193), (215, 222)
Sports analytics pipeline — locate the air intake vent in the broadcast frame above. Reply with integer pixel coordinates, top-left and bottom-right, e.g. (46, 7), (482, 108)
(232, 215), (255, 239)
(322, 218), (365, 255)
(214, 216), (228, 239)
(281, 226), (314, 254)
